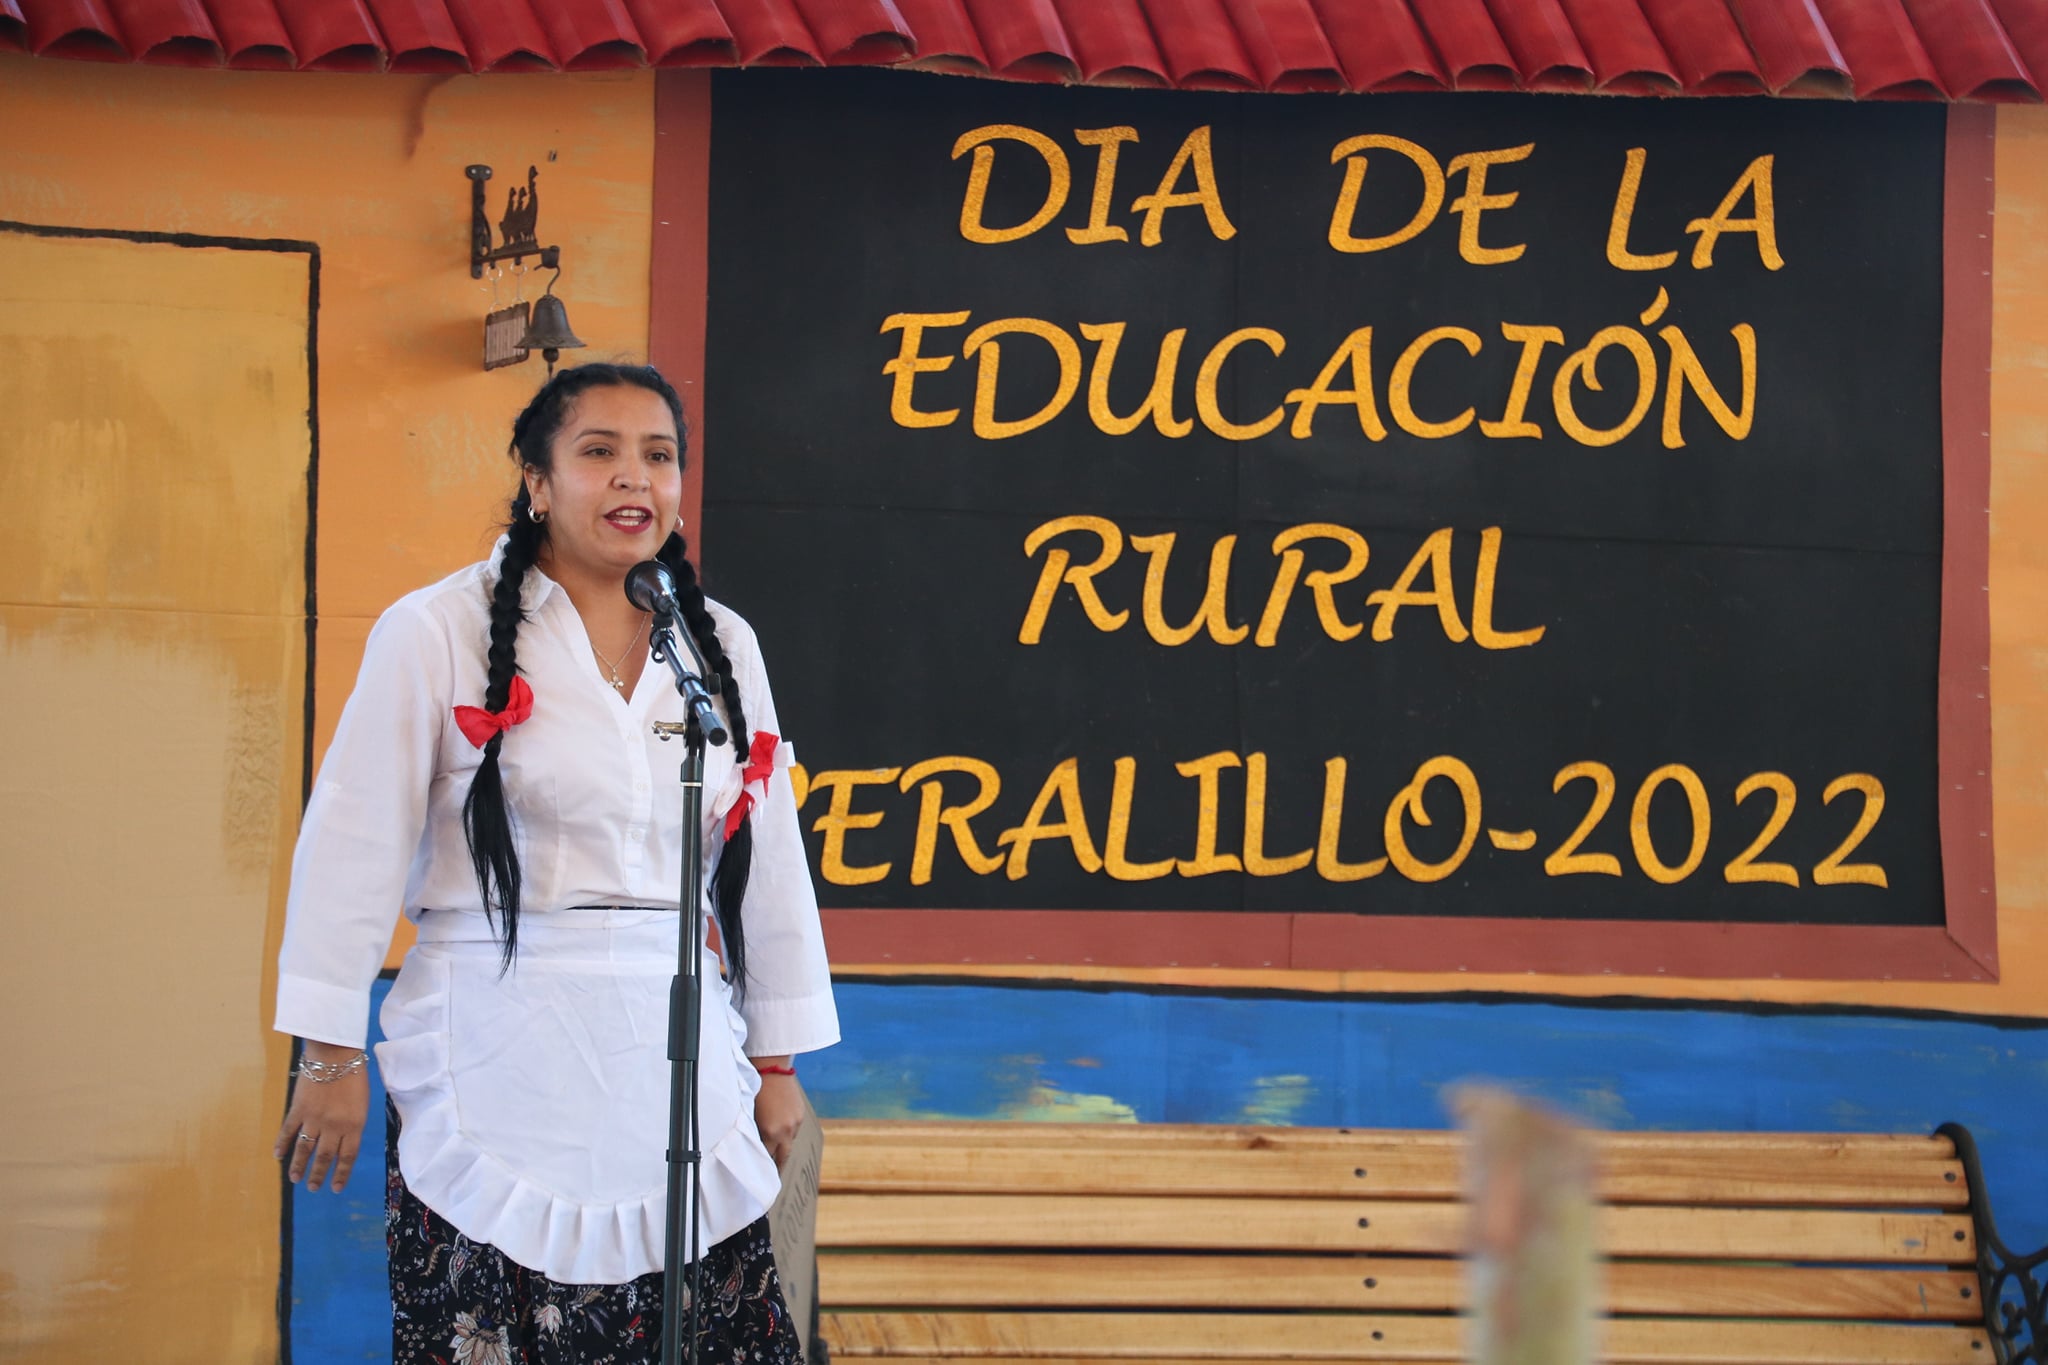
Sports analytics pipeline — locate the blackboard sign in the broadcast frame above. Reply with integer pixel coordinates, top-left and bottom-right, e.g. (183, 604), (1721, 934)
(696, 70), (1969, 964)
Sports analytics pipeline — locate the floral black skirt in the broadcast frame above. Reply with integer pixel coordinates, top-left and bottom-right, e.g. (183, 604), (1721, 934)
(385, 1100), (802, 1365)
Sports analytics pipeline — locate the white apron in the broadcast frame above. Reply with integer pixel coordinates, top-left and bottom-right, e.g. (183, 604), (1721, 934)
(375, 907), (782, 1285)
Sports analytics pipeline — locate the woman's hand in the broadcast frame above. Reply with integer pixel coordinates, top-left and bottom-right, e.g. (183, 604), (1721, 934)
(751, 1057), (805, 1170)
(274, 1040), (371, 1193)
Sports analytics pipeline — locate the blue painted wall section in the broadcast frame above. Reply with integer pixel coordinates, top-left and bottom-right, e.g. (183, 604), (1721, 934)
(290, 977), (2048, 1360)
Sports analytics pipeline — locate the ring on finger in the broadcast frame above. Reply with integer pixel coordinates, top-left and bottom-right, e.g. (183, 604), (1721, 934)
(296, 1133), (317, 1144)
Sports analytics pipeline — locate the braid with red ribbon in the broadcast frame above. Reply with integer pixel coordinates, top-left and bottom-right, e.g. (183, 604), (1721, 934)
(460, 496), (545, 969)
(657, 530), (757, 996)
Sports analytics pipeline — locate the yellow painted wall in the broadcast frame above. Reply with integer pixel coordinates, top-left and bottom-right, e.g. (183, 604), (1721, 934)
(0, 56), (654, 1362)
(0, 231), (309, 1363)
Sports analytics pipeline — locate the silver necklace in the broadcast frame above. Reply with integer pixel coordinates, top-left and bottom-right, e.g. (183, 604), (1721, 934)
(592, 613), (650, 691)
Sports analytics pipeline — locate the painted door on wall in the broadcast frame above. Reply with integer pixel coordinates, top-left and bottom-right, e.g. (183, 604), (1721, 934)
(0, 229), (311, 1363)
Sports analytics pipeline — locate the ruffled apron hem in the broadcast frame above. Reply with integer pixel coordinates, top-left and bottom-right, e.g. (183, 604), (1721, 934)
(377, 944), (785, 1286)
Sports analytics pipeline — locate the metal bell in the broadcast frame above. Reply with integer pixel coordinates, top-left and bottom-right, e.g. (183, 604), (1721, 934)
(520, 292), (586, 370)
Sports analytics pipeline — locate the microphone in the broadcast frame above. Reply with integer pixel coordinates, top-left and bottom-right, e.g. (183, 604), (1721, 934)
(627, 560), (729, 746)
(625, 559), (682, 617)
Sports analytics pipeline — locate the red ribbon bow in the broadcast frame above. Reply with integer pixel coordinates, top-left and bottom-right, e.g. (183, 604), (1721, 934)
(453, 676), (535, 749)
(723, 731), (781, 838)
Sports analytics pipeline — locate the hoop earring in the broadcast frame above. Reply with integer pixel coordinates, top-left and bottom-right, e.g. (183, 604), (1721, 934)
(528, 505), (548, 524)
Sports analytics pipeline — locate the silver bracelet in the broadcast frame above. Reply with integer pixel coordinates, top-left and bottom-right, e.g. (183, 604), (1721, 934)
(294, 1051), (369, 1084)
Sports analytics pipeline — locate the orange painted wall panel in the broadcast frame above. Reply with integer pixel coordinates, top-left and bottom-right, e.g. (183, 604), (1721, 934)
(0, 56), (656, 1360)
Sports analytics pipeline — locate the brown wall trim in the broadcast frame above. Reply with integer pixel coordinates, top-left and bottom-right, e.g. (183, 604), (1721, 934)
(1936, 103), (1999, 979)
(650, 70), (711, 546)
(823, 909), (1995, 981)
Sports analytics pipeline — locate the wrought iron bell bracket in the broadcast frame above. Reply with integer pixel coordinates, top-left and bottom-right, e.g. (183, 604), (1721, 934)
(468, 163), (562, 279)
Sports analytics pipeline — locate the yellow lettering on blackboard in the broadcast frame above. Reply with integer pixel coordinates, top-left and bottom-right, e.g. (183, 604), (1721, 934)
(1081, 321), (1194, 437)
(1129, 125), (1236, 246)
(900, 756), (1005, 885)
(1243, 752), (1313, 876)
(1686, 155), (1783, 270)
(1195, 327), (1287, 440)
(1286, 328), (1388, 441)
(1317, 758), (1388, 881)
(1367, 527), (1470, 643)
(996, 757), (1103, 879)
(1105, 756), (1174, 881)
(1479, 323), (1564, 439)
(808, 768), (902, 885)
(1327, 134), (1444, 254)
(1389, 326), (1483, 439)
(1552, 324), (1657, 447)
(962, 316), (1082, 440)
(1256, 523), (1369, 646)
(1659, 321), (1756, 448)
(1069, 126), (1139, 244)
(953, 124), (1070, 244)
(1606, 148), (1679, 271)
(880, 311), (969, 429)
(1130, 531), (1249, 646)
(1019, 515), (1129, 644)
(1445, 143), (1533, 265)
(1175, 751), (1244, 876)
(1384, 756), (1483, 883)
(1471, 527), (1545, 650)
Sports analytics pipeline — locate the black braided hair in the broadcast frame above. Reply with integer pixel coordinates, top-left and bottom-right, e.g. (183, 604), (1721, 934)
(461, 363), (755, 987)
(655, 531), (756, 994)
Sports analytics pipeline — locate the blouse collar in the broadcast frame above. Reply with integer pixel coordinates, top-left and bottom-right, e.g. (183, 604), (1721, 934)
(488, 532), (563, 614)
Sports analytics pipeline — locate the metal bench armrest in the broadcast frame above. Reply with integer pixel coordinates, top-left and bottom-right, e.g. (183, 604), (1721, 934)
(1939, 1122), (2046, 1365)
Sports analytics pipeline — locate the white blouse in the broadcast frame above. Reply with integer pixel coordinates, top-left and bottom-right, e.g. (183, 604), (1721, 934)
(274, 548), (839, 1284)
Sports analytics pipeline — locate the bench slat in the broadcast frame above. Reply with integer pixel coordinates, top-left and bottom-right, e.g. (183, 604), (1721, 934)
(820, 1311), (1989, 1364)
(819, 1195), (1974, 1263)
(818, 1254), (1981, 1322)
(821, 1146), (1969, 1208)
(822, 1123), (1955, 1161)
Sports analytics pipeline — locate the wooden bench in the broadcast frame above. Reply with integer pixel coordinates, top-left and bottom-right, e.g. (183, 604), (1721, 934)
(813, 1119), (2040, 1365)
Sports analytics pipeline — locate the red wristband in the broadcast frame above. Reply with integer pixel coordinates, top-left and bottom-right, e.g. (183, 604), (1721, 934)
(752, 1062), (796, 1076)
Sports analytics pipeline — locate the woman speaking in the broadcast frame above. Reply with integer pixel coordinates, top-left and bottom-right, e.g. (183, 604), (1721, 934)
(270, 363), (837, 1364)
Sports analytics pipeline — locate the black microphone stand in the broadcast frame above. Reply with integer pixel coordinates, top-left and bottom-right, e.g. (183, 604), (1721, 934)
(647, 607), (728, 1365)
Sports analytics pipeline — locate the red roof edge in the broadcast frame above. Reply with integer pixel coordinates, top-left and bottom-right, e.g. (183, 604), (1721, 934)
(27, 0), (127, 58)
(1476, 0), (1591, 87)
(278, 0), (391, 70)
(1902, 0), (2040, 99)
(959, 0), (1072, 73)
(900, 51), (996, 76)
(1049, 0), (1162, 82)
(204, 0), (294, 67)
(1218, 0), (1338, 90)
(1556, 0), (1683, 92)
(1812, 0), (1948, 97)
(530, 0), (644, 71)
(1307, 0), (1448, 92)
(626, 0), (731, 66)
(105, 0), (224, 65)
(897, 0), (990, 65)
(362, 0), (472, 69)
(1991, 0), (2048, 87)
(1635, 0), (1762, 90)
(792, 0), (914, 63)
(1723, 0), (1847, 92)
(720, 0), (819, 65)
(1, 0), (2039, 99)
